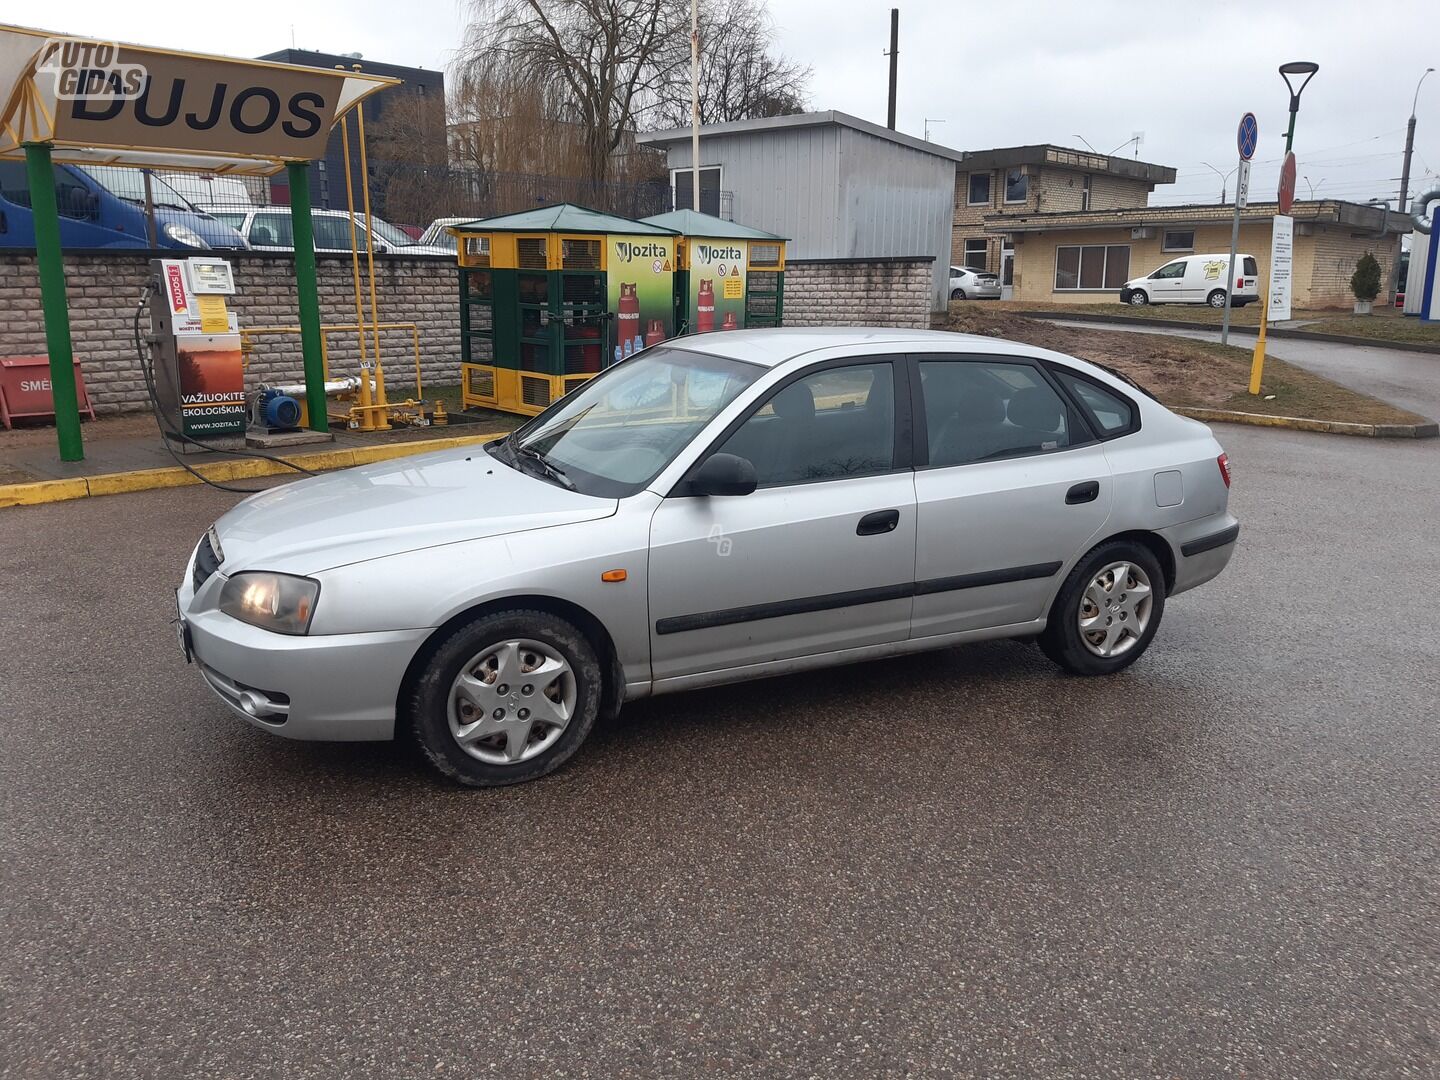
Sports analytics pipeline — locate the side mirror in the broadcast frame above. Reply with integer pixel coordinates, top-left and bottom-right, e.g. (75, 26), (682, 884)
(691, 453), (758, 497)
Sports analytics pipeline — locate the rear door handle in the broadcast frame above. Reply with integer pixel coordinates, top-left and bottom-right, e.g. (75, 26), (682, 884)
(857, 509), (900, 536)
(1066, 481), (1100, 505)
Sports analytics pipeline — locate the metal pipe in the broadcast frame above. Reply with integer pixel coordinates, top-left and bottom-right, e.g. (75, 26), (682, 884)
(259, 377), (361, 397)
(352, 64), (389, 429)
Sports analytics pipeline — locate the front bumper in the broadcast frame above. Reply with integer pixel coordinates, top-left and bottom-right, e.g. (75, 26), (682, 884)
(178, 556), (427, 741)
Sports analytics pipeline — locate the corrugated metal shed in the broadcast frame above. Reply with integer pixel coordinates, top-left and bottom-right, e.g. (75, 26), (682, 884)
(639, 112), (959, 309)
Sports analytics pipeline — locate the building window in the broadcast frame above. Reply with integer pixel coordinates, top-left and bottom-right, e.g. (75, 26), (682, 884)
(1054, 244), (1131, 290)
(967, 172), (991, 206)
(672, 166), (722, 215)
(1004, 167), (1028, 204)
(964, 238), (988, 270)
(1163, 229), (1195, 251)
(1081, 174), (1092, 211)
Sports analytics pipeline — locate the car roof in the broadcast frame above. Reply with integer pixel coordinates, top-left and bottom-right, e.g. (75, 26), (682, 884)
(666, 327), (1039, 368)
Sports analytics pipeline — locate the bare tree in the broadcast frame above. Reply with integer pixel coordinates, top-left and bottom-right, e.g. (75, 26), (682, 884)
(654, 0), (810, 127)
(456, 0), (687, 187)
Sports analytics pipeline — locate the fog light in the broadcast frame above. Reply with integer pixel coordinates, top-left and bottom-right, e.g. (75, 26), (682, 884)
(238, 689), (267, 716)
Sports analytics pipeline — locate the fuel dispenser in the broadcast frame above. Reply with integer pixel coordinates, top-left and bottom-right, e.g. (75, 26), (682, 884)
(147, 256), (249, 451)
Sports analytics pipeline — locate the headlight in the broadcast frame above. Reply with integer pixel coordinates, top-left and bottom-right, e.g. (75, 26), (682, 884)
(219, 572), (320, 635)
(163, 222), (210, 249)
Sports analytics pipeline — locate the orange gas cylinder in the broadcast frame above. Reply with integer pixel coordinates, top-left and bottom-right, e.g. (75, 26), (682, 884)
(570, 323), (602, 373)
(644, 319), (666, 347)
(696, 279), (715, 333)
(721, 312), (738, 331)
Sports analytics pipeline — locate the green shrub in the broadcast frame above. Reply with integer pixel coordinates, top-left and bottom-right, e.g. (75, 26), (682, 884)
(1351, 252), (1382, 302)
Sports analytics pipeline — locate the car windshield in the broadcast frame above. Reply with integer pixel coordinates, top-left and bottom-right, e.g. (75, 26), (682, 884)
(495, 346), (763, 498)
(78, 167), (194, 211)
(363, 215), (416, 247)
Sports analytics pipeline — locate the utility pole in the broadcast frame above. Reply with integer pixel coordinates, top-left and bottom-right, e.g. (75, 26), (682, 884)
(924, 118), (945, 142)
(690, 0), (701, 213)
(885, 8), (898, 130)
(1391, 67), (1434, 305)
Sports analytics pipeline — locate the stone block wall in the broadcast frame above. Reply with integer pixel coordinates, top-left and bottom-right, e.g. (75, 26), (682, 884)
(782, 257), (934, 329)
(0, 250), (936, 413)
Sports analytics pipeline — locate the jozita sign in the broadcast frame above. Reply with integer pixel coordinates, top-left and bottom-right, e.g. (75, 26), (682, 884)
(613, 241), (669, 263)
(37, 40), (341, 160)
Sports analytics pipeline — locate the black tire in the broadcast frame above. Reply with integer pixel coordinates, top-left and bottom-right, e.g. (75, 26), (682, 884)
(1207, 289), (1228, 309)
(407, 609), (602, 787)
(951, 288), (966, 301)
(1127, 290), (1149, 306)
(1038, 540), (1167, 676)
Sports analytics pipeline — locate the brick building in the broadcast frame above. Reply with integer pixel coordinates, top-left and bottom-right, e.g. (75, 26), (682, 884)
(986, 200), (1403, 310)
(952, 146), (1176, 287)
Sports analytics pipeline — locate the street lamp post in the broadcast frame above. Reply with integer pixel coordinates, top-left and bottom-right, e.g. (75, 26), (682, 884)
(1201, 161), (1238, 204)
(1278, 61), (1319, 153)
(1390, 67), (1434, 304)
(1251, 61), (1319, 395)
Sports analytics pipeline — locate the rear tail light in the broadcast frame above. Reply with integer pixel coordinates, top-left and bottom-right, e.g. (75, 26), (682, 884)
(1217, 452), (1232, 488)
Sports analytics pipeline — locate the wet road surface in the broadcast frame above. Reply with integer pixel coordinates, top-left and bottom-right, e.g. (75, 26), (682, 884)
(2, 424), (1437, 1078)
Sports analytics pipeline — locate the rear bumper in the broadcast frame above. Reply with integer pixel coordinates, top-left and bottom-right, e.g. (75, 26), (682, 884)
(1160, 514), (1239, 596)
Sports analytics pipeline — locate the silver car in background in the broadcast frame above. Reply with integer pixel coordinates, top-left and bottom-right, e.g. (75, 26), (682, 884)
(950, 265), (1002, 300)
(176, 328), (1238, 786)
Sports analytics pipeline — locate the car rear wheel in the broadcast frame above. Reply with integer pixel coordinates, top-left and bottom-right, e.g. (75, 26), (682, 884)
(1039, 541), (1167, 676)
(951, 288), (966, 300)
(1127, 290), (1149, 306)
(407, 609), (602, 786)
(1207, 289), (1228, 308)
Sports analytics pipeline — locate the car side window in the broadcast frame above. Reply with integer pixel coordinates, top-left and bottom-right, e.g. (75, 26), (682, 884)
(920, 360), (1077, 467)
(1151, 261), (1186, 280)
(716, 362), (896, 487)
(311, 216), (354, 250)
(1052, 370), (1136, 437)
(249, 213), (294, 247)
(0, 161), (31, 206)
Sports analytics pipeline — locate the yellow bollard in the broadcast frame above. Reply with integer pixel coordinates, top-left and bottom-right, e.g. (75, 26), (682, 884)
(1248, 292), (1269, 396)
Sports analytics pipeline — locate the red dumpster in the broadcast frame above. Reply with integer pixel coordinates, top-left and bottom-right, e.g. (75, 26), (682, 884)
(0, 357), (96, 429)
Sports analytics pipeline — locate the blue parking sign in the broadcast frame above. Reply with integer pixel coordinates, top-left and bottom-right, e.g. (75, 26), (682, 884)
(1237, 113), (1259, 161)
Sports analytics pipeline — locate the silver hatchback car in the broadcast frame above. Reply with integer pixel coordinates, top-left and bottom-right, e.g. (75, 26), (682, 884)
(177, 328), (1238, 786)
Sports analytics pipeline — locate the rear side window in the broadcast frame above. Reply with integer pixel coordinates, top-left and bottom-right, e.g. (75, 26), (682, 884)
(920, 360), (1077, 467)
(0, 161), (31, 206)
(1052, 369), (1137, 438)
(1243, 256), (1258, 276)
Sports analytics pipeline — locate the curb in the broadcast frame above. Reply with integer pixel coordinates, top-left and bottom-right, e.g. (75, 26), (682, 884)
(1015, 310), (1440, 354)
(0, 433), (497, 509)
(1176, 407), (1440, 439)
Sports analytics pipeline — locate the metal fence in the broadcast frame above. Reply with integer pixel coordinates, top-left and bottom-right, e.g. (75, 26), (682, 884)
(1, 161), (673, 254)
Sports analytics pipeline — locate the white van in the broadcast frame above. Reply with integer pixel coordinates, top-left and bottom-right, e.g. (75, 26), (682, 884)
(1120, 253), (1260, 308)
(158, 173), (256, 210)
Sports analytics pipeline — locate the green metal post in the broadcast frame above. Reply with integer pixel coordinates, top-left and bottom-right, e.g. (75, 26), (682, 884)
(23, 142), (84, 462)
(287, 161), (329, 432)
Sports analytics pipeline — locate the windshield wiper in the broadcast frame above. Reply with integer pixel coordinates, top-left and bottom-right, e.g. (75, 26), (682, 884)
(516, 444), (575, 490)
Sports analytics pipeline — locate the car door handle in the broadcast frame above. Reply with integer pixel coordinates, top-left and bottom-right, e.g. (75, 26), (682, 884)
(1066, 481), (1100, 505)
(857, 509), (900, 536)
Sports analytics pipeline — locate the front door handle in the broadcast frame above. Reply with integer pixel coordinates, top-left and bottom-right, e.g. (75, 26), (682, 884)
(1066, 481), (1100, 505)
(857, 509), (900, 536)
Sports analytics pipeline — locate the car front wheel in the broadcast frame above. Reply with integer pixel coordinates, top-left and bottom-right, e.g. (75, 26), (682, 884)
(407, 609), (602, 786)
(1039, 541), (1167, 676)
(1127, 290), (1149, 306)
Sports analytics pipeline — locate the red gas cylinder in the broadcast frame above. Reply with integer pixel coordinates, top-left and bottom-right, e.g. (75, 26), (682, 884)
(644, 319), (666, 348)
(569, 323), (602, 373)
(696, 279), (715, 333)
(617, 283), (640, 347)
(721, 312), (738, 331)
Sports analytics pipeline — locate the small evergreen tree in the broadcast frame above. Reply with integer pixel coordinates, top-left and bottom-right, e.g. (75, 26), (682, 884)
(1351, 252), (1382, 302)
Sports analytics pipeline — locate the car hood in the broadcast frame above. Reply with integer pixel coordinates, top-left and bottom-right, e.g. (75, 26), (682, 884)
(212, 445), (616, 575)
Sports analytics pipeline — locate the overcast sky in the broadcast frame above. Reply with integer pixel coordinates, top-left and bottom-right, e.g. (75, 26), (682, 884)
(35, 0), (1440, 209)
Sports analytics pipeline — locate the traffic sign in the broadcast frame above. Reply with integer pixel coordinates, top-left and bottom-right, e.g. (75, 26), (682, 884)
(1236, 159), (1252, 208)
(1237, 112), (1259, 160)
(1278, 151), (1297, 214)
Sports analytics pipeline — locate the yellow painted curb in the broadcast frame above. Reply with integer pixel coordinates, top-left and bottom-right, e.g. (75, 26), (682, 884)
(0, 434), (498, 510)
(1176, 407), (1439, 439)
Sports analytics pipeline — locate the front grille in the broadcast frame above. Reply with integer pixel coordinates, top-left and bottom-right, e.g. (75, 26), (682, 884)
(193, 532), (220, 592)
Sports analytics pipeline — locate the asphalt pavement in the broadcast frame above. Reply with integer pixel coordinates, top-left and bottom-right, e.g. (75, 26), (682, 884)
(1044, 318), (1440, 421)
(2, 424), (1437, 1079)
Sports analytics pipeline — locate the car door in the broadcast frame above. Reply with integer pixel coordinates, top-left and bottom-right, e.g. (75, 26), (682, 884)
(909, 354), (1113, 638)
(1148, 259), (1188, 302)
(647, 357), (917, 682)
